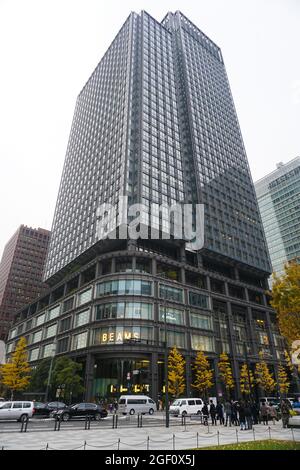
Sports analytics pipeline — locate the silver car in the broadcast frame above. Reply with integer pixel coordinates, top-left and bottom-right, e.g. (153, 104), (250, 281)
(0, 401), (34, 421)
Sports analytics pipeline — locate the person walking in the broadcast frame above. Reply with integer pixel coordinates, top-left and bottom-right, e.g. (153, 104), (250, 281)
(202, 402), (209, 425)
(269, 404), (278, 425)
(250, 402), (259, 425)
(244, 401), (253, 430)
(260, 402), (269, 425)
(224, 400), (232, 427)
(239, 402), (246, 430)
(280, 399), (291, 429)
(209, 400), (217, 425)
(216, 401), (224, 425)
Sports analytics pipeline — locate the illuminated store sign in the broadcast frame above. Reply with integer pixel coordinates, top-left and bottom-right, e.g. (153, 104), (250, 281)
(102, 331), (140, 343)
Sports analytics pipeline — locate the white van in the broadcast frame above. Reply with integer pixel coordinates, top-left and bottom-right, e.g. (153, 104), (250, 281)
(169, 398), (204, 417)
(0, 401), (34, 422)
(118, 395), (156, 415)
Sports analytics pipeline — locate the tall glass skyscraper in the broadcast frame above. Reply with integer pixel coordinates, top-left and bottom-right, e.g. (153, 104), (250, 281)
(44, 10), (270, 283)
(255, 157), (300, 277)
(7, 12), (291, 402)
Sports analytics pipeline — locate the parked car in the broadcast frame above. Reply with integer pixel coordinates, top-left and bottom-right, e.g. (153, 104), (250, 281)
(51, 403), (107, 421)
(32, 401), (67, 418)
(0, 401), (34, 422)
(118, 395), (156, 415)
(169, 398), (204, 417)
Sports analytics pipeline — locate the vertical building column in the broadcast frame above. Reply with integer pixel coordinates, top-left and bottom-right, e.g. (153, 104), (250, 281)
(84, 353), (95, 401)
(206, 275), (211, 292)
(78, 273), (84, 288)
(111, 258), (116, 273)
(132, 256), (136, 271)
(227, 302), (240, 399)
(96, 260), (102, 278)
(151, 258), (157, 276)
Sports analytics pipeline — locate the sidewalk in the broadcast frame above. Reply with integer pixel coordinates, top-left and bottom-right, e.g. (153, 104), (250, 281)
(1, 422), (299, 450)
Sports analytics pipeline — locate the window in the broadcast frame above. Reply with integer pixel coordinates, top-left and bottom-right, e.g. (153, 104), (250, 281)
(75, 309), (90, 327)
(41, 343), (55, 358)
(48, 305), (60, 321)
(63, 297), (74, 313)
(159, 284), (183, 302)
(189, 291), (209, 309)
(32, 330), (42, 343)
(59, 316), (72, 333)
(72, 331), (88, 350)
(159, 307), (185, 325)
(29, 348), (39, 361)
(190, 313), (212, 330)
(97, 280), (152, 297)
(36, 313), (46, 326)
(78, 288), (92, 306)
(159, 329), (186, 348)
(57, 337), (69, 354)
(44, 324), (57, 339)
(191, 334), (214, 352)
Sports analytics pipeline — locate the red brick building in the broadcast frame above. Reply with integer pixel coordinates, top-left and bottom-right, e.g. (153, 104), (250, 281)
(0, 226), (50, 340)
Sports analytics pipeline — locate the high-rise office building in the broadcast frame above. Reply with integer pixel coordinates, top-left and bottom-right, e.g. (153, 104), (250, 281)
(44, 10), (270, 283)
(7, 12), (290, 401)
(255, 157), (300, 277)
(0, 226), (50, 340)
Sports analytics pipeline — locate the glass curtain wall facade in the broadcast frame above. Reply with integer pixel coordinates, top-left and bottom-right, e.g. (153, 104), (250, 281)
(255, 157), (300, 277)
(45, 10), (271, 284)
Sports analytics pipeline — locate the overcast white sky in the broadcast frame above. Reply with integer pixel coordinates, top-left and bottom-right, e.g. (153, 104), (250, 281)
(0, 0), (299, 259)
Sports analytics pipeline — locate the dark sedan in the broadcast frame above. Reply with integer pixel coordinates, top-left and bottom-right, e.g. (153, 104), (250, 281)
(51, 403), (107, 421)
(33, 401), (67, 418)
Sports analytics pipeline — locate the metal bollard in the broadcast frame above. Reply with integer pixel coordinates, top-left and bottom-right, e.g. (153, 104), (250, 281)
(236, 428), (239, 444)
(147, 436), (150, 450)
(173, 434), (175, 450)
(137, 414), (140, 428)
(112, 414), (115, 429)
(85, 415), (91, 430)
(54, 415), (61, 431)
(217, 430), (220, 446)
(115, 414), (118, 429)
(20, 416), (29, 433)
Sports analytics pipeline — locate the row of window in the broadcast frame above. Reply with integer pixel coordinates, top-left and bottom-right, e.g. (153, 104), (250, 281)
(26, 327), (216, 362)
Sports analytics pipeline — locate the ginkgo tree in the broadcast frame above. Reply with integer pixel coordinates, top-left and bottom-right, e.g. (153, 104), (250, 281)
(218, 352), (235, 398)
(0, 337), (31, 400)
(168, 346), (186, 398)
(191, 351), (213, 399)
(239, 363), (254, 397)
(254, 351), (276, 395)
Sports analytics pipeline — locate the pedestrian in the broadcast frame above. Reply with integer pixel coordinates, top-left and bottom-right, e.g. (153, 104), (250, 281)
(280, 399), (291, 429)
(260, 402), (269, 425)
(232, 401), (239, 426)
(209, 400), (217, 425)
(224, 400), (232, 427)
(250, 402), (259, 425)
(269, 404), (277, 425)
(244, 401), (252, 430)
(216, 401), (224, 425)
(239, 401), (246, 430)
(202, 402), (209, 425)
(109, 403), (113, 413)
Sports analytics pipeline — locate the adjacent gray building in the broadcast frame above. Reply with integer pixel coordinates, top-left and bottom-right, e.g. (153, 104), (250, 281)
(255, 157), (300, 277)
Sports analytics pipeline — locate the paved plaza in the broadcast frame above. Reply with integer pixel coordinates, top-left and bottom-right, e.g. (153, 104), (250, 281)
(1, 420), (299, 450)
